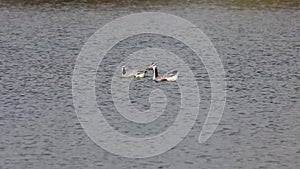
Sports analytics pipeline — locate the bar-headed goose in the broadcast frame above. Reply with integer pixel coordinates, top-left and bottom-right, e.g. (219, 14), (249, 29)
(121, 66), (147, 78)
(148, 63), (179, 82)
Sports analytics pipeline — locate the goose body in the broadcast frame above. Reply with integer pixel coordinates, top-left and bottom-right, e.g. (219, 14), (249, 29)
(148, 63), (178, 82)
(122, 66), (147, 78)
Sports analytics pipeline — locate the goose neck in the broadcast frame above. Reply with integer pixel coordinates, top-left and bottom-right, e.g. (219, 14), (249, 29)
(122, 67), (126, 75)
(153, 67), (158, 80)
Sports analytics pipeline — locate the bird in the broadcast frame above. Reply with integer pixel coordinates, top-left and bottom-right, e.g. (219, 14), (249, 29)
(148, 63), (179, 82)
(121, 66), (147, 78)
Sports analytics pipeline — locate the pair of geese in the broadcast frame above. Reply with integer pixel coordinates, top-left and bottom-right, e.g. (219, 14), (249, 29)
(121, 63), (179, 82)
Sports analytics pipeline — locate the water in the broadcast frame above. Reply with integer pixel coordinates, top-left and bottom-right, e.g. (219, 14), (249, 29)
(1, 1), (299, 169)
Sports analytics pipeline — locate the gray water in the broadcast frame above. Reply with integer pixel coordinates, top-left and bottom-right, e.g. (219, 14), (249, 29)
(1, 1), (299, 169)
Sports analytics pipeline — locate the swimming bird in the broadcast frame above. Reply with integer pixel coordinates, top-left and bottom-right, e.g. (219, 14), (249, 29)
(148, 63), (178, 82)
(121, 66), (147, 78)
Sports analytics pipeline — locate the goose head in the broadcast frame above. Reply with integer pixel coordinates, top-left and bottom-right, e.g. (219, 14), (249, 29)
(147, 63), (156, 70)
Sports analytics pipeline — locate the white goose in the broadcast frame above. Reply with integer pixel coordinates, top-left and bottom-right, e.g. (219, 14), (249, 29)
(121, 66), (147, 78)
(148, 63), (179, 82)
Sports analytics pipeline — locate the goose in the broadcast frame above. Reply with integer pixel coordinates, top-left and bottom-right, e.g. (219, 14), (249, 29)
(148, 63), (179, 82)
(121, 66), (147, 78)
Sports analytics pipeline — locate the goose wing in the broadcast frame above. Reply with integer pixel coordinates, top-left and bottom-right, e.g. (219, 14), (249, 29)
(164, 70), (178, 77)
(135, 70), (147, 75)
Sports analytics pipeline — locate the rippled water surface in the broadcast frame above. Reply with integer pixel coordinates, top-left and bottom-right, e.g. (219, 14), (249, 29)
(1, 1), (299, 169)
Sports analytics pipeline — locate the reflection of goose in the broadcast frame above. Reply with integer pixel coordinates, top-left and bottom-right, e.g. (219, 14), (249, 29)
(122, 66), (147, 78)
(148, 63), (179, 82)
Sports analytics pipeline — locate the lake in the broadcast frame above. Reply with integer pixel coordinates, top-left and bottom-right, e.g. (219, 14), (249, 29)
(1, 1), (299, 169)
